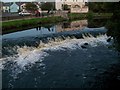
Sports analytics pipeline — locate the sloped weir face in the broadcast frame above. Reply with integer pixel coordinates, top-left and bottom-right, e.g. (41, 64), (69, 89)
(1, 27), (120, 88)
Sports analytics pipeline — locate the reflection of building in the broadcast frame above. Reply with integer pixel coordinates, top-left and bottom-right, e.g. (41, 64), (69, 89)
(56, 20), (88, 32)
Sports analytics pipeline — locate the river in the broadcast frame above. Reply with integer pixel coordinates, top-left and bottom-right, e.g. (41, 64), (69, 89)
(1, 19), (120, 89)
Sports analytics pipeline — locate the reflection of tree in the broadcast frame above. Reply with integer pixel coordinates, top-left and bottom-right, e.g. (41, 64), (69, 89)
(43, 24), (53, 32)
(47, 27), (51, 31)
(88, 19), (108, 28)
(62, 22), (71, 28)
(36, 26), (41, 30)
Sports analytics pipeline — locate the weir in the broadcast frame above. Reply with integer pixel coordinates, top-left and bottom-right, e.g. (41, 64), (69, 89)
(2, 27), (107, 47)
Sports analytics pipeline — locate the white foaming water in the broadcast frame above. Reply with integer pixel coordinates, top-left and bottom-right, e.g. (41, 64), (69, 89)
(15, 47), (48, 68)
(1, 34), (112, 78)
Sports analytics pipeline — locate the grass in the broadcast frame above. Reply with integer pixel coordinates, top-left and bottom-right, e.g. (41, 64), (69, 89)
(68, 12), (113, 21)
(68, 13), (88, 21)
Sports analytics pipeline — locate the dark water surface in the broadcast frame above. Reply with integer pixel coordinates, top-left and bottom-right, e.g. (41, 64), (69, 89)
(2, 19), (120, 89)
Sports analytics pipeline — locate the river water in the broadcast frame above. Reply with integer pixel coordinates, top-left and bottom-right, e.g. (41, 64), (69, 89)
(1, 19), (120, 89)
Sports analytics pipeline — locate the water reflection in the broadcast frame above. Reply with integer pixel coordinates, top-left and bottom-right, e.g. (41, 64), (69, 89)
(2, 26), (56, 39)
(56, 20), (88, 32)
(88, 19), (109, 28)
(36, 26), (41, 31)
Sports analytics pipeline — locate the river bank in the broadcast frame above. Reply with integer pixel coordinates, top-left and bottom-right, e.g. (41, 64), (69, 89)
(2, 13), (113, 34)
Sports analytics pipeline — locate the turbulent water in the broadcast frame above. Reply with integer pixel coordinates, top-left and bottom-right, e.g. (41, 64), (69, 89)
(1, 26), (120, 88)
(2, 34), (110, 69)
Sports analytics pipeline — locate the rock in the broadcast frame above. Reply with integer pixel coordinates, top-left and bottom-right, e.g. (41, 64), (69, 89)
(84, 43), (89, 45)
(81, 45), (87, 49)
(81, 43), (89, 49)
(107, 37), (111, 42)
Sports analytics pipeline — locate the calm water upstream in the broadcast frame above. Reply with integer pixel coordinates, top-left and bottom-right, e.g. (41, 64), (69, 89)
(1, 19), (120, 89)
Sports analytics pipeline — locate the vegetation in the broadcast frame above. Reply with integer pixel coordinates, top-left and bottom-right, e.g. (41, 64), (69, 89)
(68, 13), (87, 20)
(25, 3), (38, 13)
(105, 2), (120, 51)
(89, 2), (113, 13)
(62, 4), (70, 10)
(88, 2), (120, 51)
(40, 2), (55, 13)
(68, 13), (112, 21)
(2, 16), (66, 34)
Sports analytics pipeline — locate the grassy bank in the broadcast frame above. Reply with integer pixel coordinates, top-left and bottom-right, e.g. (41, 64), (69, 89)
(68, 12), (113, 21)
(2, 16), (66, 34)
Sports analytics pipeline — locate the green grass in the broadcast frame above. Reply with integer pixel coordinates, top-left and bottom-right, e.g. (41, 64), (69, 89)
(68, 13), (87, 21)
(68, 12), (113, 21)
